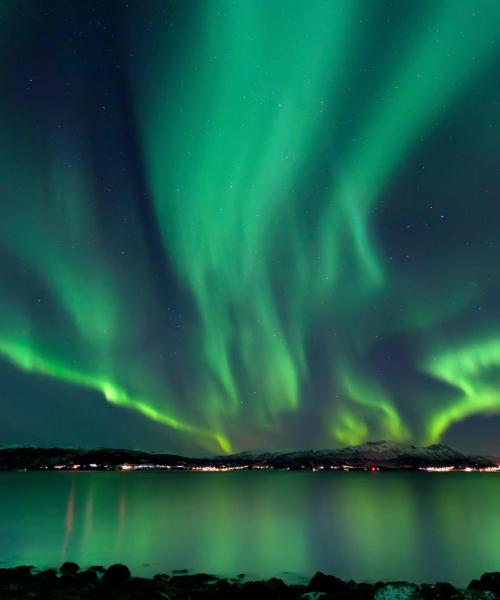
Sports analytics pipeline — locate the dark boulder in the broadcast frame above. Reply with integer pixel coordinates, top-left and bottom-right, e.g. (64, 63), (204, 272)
(131, 590), (171, 600)
(357, 582), (376, 600)
(104, 562), (131, 584)
(435, 582), (457, 599)
(0, 566), (33, 584)
(59, 574), (80, 589)
(421, 582), (457, 600)
(468, 581), (482, 591)
(479, 574), (500, 596)
(240, 580), (284, 599)
(76, 569), (99, 586)
(267, 577), (299, 600)
(14, 565), (33, 577)
(215, 577), (233, 594)
(309, 572), (349, 594)
(128, 577), (170, 600)
(184, 572), (217, 584)
(169, 572), (218, 592)
(34, 568), (58, 583)
(60, 561), (80, 575)
(89, 565), (106, 573)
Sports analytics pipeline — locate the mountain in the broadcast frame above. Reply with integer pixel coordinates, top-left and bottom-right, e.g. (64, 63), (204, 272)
(217, 440), (497, 470)
(0, 441), (497, 471)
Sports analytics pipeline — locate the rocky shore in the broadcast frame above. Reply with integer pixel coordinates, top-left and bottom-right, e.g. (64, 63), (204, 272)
(0, 564), (499, 600)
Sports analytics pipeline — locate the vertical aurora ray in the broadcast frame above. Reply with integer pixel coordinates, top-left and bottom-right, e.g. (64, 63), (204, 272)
(0, 0), (499, 451)
(134, 0), (361, 434)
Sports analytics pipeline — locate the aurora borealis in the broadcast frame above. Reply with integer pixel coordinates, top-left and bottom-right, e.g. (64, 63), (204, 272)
(1, 0), (500, 454)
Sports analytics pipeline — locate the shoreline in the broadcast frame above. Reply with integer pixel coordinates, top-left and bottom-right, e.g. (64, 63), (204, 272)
(4, 467), (500, 473)
(0, 563), (499, 599)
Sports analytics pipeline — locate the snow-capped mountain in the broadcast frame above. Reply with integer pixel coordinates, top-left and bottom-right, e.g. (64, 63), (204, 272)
(216, 440), (495, 469)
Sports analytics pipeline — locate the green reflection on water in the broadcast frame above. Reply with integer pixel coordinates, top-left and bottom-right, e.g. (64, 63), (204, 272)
(2, 472), (500, 584)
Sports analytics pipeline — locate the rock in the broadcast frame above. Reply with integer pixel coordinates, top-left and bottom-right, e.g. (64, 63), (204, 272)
(435, 583), (457, 599)
(131, 588), (172, 600)
(479, 573), (500, 596)
(89, 564), (106, 573)
(169, 572), (218, 591)
(215, 578), (232, 592)
(60, 561), (80, 575)
(309, 571), (348, 594)
(420, 582), (457, 600)
(14, 565), (34, 575)
(59, 573), (80, 589)
(468, 581), (482, 591)
(75, 569), (99, 586)
(240, 580), (283, 599)
(357, 582), (376, 597)
(266, 576), (294, 599)
(103, 562), (131, 584)
(34, 568), (58, 583)
(0, 566), (33, 584)
(186, 572), (217, 584)
(375, 582), (421, 600)
(0, 565), (496, 600)
(458, 591), (495, 600)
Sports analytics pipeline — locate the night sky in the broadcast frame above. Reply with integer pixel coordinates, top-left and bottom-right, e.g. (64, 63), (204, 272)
(1, 0), (500, 455)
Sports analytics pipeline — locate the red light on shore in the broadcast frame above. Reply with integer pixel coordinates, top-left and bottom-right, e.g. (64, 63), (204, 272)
(370, 466), (377, 472)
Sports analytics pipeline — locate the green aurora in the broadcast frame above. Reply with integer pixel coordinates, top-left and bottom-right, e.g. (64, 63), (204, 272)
(1, 0), (500, 453)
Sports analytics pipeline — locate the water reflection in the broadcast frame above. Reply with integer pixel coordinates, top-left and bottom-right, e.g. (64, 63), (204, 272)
(60, 477), (75, 562)
(115, 489), (127, 560)
(0, 471), (498, 584)
(82, 484), (94, 554)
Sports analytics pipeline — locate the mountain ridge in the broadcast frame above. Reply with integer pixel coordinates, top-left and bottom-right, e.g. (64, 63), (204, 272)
(0, 440), (497, 471)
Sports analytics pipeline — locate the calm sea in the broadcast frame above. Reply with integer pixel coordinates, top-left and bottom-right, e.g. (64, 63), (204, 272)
(0, 471), (498, 584)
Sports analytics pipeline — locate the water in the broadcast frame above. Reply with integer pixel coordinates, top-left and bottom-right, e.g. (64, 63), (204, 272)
(0, 471), (499, 585)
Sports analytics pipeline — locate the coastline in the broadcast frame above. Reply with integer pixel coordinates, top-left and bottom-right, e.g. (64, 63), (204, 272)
(0, 564), (499, 600)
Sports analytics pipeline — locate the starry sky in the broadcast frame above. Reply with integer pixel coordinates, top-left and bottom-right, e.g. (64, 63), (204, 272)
(1, 0), (500, 455)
